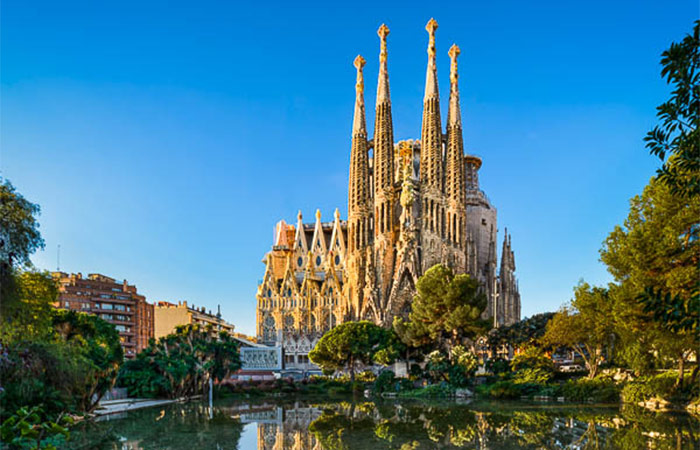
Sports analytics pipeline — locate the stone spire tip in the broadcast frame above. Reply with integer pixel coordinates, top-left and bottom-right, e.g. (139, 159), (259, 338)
(423, 18), (439, 101)
(315, 209), (321, 221)
(352, 55), (367, 135)
(376, 23), (391, 104)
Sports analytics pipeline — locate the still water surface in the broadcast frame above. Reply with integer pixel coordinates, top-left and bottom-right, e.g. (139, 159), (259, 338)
(70, 397), (700, 449)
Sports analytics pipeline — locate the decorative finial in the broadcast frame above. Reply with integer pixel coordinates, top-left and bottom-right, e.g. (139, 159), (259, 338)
(448, 44), (460, 84)
(426, 18), (438, 57)
(297, 210), (303, 221)
(315, 209), (321, 221)
(378, 24), (390, 63)
(334, 208), (340, 220)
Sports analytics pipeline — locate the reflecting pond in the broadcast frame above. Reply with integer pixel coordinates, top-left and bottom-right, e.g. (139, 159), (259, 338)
(69, 398), (700, 449)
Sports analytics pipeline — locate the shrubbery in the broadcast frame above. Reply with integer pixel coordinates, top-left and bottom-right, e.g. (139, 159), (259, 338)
(560, 378), (620, 403)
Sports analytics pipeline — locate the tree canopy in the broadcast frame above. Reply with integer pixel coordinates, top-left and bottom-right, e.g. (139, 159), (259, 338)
(542, 283), (615, 379)
(0, 180), (45, 270)
(119, 324), (241, 399)
(644, 20), (699, 198)
(308, 321), (392, 382)
(393, 264), (489, 353)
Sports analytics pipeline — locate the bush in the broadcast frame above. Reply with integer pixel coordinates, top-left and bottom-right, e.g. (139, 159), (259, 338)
(0, 406), (73, 450)
(620, 372), (696, 404)
(479, 380), (522, 399)
(374, 370), (396, 393)
(561, 378), (620, 403)
(399, 384), (454, 398)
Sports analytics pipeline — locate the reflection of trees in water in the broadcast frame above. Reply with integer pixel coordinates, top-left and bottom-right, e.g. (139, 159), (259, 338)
(68, 399), (700, 449)
(68, 403), (244, 449)
(307, 401), (700, 449)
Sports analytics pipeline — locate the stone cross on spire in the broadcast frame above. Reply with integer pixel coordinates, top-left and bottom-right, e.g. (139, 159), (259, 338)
(352, 55), (367, 136)
(448, 44), (462, 127)
(424, 18), (439, 101)
(376, 24), (391, 104)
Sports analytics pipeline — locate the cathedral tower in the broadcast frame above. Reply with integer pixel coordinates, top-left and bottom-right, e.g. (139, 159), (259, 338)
(346, 55), (372, 317)
(368, 24), (398, 320)
(419, 18), (445, 271)
(445, 43), (467, 270)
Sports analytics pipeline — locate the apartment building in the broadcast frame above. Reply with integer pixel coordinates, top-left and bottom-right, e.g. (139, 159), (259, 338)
(52, 272), (154, 358)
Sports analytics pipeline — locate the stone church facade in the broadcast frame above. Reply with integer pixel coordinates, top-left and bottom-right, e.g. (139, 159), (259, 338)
(256, 20), (520, 368)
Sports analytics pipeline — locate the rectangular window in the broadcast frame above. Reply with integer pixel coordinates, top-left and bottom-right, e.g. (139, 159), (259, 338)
(64, 301), (70, 308)
(114, 304), (126, 311)
(81, 303), (90, 309)
(111, 288), (121, 292)
(100, 294), (111, 299)
(100, 303), (113, 310)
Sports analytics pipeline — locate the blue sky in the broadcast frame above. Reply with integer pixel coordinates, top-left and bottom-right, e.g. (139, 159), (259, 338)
(1, 1), (696, 335)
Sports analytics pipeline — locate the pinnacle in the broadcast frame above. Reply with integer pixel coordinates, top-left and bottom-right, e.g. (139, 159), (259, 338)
(448, 44), (460, 60)
(377, 24), (390, 39)
(353, 55), (366, 70)
(315, 209), (321, 221)
(426, 18), (438, 34)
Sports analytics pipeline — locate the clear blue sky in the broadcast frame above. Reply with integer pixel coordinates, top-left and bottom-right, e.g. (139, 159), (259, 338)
(1, 1), (696, 335)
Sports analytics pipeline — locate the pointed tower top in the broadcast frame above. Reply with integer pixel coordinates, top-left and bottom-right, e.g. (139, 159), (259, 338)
(426, 18), (438, 36)
(424, 18), (439, 101)
(376, 24), (391, 104)
(334, 208), (340, 220)
(448, 44), (460, 83)
(447, 43), (462, 127)
(352, 55), (367, 136)
(315, 209), (321, 221)
(297, 210), (303, 221)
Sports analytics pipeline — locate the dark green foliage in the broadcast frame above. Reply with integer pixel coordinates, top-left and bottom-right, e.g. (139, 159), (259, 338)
(118, 324), (241, 399)
(488, 312), (554, 351)
(510, 347), (555, 385)
(638, 287), (699, 333)
(560, 378), (620, 403)
(374, 370), (397, 393)
(621, 372), (699, 404)
(0, 406), (72, 450)
(394, 264), (489, 353)
(0, 180), (45, 269)
(1, 308), (123, 418)
(644, 21), (699, 198)
(308, 321), (392, 381)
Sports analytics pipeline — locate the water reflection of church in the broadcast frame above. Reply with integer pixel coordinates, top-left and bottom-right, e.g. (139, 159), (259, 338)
(238, 403), (322, 450)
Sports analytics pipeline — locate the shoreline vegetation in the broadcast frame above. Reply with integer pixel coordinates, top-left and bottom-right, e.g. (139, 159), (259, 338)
(1, 19), (698, 450)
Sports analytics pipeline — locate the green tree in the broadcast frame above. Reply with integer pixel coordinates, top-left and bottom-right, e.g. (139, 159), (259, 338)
(488, 312), (555, 354)
(510, 347), (555, 385)
(309, 321), (391, 382)
(393, 264), (489, 354)
(51, 309), (124, 411)
(600, 177), (699, 385)
(542, 283), (615, 379)
(0, 271), (57, 341)
(0, 180), (45, 269)
(644, 21), (699, 198)
(119, 324), (241, 399)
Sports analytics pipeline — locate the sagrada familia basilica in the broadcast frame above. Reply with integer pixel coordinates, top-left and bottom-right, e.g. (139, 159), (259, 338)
(256, 20), (521, 368)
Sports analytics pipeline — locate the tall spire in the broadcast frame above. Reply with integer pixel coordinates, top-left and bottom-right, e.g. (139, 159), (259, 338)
(446, 44), (465, 206)
(424, 18), (439, 101)
(373, 23), (395, 237)
(377, 24), (391, 104)
(352, 55), (367, 136)
(348, 55), (371, 251)
(420, 17), (444, 193)
(447, 44), (462, 127)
